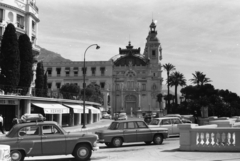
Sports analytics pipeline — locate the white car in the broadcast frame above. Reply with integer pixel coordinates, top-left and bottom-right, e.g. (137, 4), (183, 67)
(148, 117), (183, 137)
(102, 113), (112, 119)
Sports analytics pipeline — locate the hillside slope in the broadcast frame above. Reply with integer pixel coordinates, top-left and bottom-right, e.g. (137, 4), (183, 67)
(39, 47), (72, 62)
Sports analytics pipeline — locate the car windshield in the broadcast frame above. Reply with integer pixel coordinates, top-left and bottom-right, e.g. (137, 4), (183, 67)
(108, 122), (119, 130)
(149, 119), (160, 125)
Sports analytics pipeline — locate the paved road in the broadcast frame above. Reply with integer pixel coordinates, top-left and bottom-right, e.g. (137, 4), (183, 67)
(25, 133), (240, 161)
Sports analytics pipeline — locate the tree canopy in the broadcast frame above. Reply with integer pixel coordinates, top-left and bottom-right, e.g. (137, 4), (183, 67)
(60, 83), (81, 99)
(0, 23), (20, 93)
(18, 34), (33, 95)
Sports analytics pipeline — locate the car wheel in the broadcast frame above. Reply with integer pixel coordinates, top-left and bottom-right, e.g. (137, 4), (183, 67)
(144, 141), (152, 145)
(153, 135), (163, 145)
(112, 137), (123, 147)
(73, 144), (92, 161)
(11, 150), (25, 161)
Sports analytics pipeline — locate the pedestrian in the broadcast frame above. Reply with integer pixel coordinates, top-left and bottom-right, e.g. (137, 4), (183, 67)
(0, 114), (5, 134)
(12, 115), (19, 127)
(193, 111), (198, 124)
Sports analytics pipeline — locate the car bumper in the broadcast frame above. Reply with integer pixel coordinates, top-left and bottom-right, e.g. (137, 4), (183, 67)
(97, 139), (105, 143)
(93, 146), (99, 151)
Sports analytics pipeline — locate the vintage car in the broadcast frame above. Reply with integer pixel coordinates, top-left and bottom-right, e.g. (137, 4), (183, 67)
(165, 114), (192, 123)
(117, 113), (128, 120)
(148, 117), (183, 136)
(0, 114), (99, 161)
(102, 111), (112, 119)
(112, 112), (128, 120)
(95, 120), (168, 147)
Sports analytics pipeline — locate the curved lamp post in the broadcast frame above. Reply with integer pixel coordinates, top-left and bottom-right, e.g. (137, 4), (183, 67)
(82, 44), (100, 128)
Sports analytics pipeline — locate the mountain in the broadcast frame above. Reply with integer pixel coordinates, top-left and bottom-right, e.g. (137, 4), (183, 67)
(38, 47), (72, 62)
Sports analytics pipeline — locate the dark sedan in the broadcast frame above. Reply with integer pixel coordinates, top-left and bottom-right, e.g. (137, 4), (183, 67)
(0, 114), (99, 161)
(95, 120), (168, 148)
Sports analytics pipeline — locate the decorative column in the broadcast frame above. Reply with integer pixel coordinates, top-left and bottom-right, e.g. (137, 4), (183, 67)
(28, 62), (37, 96)
(24, 100), (31, 115)
(121, 83), (124, 111)
(104, 92), (108, 110)
(75, 113), (81, 125)
(56, 114), (62, 126)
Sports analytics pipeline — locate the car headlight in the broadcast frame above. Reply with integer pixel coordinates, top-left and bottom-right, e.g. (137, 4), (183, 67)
(93, 141), (98, 147)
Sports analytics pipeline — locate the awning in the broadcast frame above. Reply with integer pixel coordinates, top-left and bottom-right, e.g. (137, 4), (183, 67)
(32, 102), (69, 114)
(86, 106), (100, 114)
(63, 104), (88, 114)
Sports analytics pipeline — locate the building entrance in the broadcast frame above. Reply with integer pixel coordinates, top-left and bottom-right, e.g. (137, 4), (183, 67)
(125, 95), (137, 115)
(0, 105), (16, 131)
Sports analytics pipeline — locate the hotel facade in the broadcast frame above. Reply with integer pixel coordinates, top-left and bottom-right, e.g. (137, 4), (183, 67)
(44, 20), (164, 116)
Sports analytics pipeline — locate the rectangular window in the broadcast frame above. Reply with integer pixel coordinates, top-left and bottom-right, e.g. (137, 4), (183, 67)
(116, 84), (120, 91)
(100, 82), (105, 89)
(100, 67), (105, 76)
(82, 67), (87, 75)
(91, 67), (96, 76)
(47, 83), (52, 89)
(19, 126), (39, 136)
(32, 20), (36, 33)
(0, 9), (3, 22)
(152, 50), (156, 57)
(56, 83), (61, 89)
(47, 68), (52, 77)
(74, 67), (78, 76)
(31, 36), (36, 44)
(65, 67), (70, 77)
(56, 68), (61, 76)
(17, 14), (24, 29)
(127, 122), (135, 129)
(42, 125), (61, 135)
(142, 84), (146, 91)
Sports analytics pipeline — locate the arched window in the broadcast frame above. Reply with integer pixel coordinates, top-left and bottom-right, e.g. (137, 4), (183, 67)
(8, 12), (13, 22)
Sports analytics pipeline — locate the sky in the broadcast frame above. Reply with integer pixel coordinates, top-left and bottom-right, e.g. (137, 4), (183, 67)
(37, 0), (240, 95)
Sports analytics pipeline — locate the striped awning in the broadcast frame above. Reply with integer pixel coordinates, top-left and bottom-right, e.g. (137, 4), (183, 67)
(63, 104), (89, 114)
(32, 102), (69, 114)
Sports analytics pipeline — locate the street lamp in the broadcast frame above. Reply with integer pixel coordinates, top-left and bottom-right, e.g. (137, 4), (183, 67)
(82, 44), (100, 128)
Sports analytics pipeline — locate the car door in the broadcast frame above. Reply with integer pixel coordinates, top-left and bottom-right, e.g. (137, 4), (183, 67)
(172, 118), (182, 135)
(41, 125), (66, 155)
(123, 122), (137, 142)
(160, 119), (173, 135)
(136, 121), (152, 142)
(17, 125), (42, 156)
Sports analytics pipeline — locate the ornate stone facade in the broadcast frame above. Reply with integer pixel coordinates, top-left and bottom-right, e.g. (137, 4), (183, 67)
(44, 20), (163, 115)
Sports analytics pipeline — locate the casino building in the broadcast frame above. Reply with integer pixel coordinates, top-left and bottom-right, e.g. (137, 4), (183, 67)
(44, 20), (164, 116)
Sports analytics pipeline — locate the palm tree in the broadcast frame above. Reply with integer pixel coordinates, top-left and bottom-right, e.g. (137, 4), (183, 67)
(190, 71), (211, 86)
(168, 71), (186, 106)
(163, 63), (175, 109)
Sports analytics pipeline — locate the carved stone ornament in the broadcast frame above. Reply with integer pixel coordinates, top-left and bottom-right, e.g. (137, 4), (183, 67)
(15, 0), (25, 9)
(152, 84), (157, 91)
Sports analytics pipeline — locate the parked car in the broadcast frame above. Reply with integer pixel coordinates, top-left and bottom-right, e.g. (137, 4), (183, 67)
(102, 111), (112, 119)
(112, 112), (128, 120)
(112, 113), (119, 120)
(95, 120), (168, 147)
(143, 111), (156, 124)
(1, 114), (99, 161)
(165, 114), (192, 123)
(117, 112), (128, 120)
(148, 117), (183, 136)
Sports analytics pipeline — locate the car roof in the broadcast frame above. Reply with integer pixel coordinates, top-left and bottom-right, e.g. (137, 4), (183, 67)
(113, 119), (142, 123)
(153, 117), (180, 120)
(14, 121), (58, 128)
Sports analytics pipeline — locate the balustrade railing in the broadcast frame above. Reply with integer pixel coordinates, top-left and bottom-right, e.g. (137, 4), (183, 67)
(179, 124), (240, 151)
